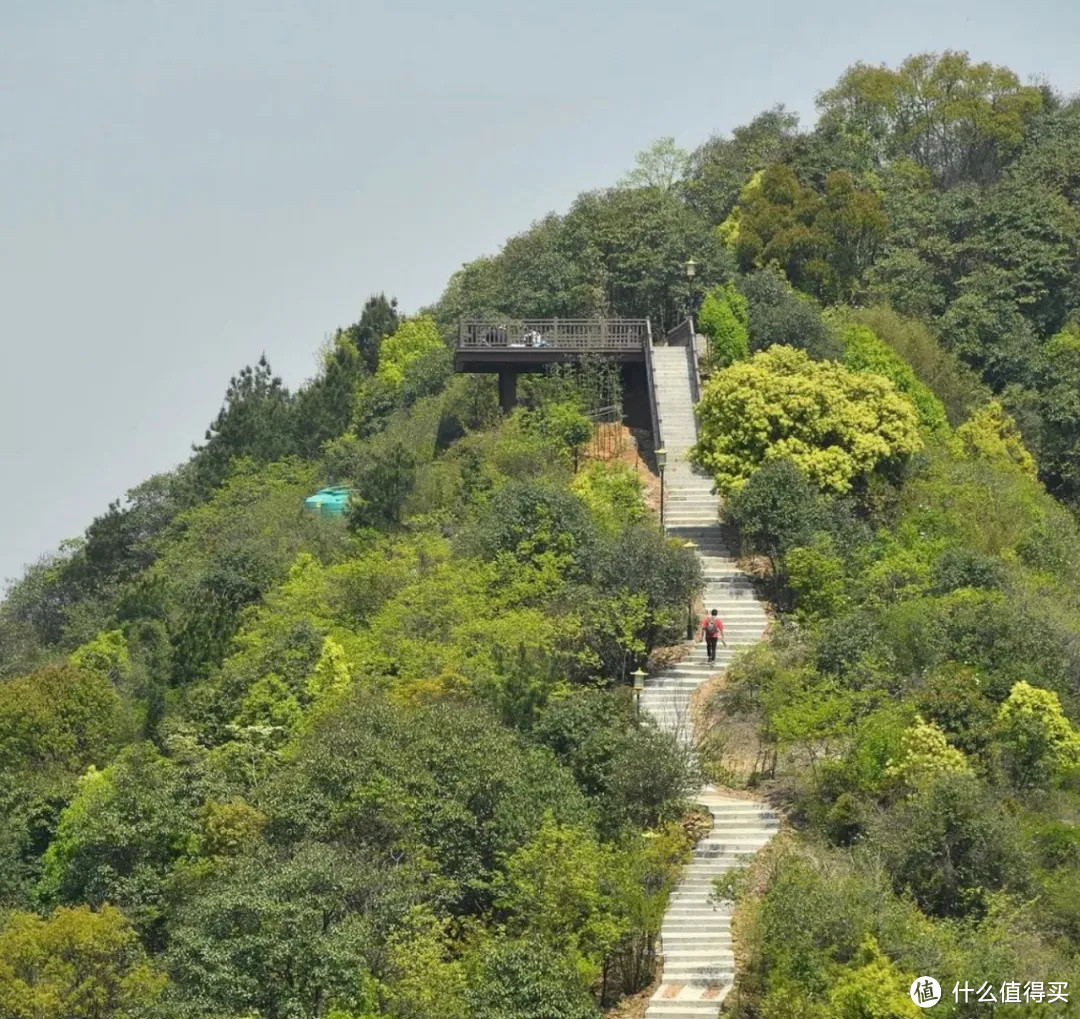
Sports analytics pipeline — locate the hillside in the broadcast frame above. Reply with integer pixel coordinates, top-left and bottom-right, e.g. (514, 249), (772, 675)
(4, 51), (1080, 1018)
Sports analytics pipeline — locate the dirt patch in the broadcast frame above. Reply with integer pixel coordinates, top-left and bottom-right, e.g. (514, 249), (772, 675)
(582, 423), (662, 511)
(689, 663), (766, 790)
(646, 641), (694, 674)
(605, 977), (659, 1019)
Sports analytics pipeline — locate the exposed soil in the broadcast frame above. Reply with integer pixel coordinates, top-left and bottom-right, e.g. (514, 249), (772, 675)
(605, 977), (660, 1019)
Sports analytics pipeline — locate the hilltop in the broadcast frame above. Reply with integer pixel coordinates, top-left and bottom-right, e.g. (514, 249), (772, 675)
(3, 51), (1080, 1018)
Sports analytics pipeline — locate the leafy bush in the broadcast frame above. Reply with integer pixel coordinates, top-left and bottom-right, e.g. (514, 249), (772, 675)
(952, 400), (1038, 477)
(845, 306), (990, 426)
(698, 281), (750, 367)
(692, 346), (922, 494)
(461, 480), (601, 582)
(570, 462), (647, 534)
(931, 545), (1007, 593)
(883, 716), (972, 794)
(532, 691), (692, 835)
(0, 905), (166, 1018)
(870, 772), (1029, 918)
(838, 322), (948, 433)
(739, 266), (844, 360)
(38, 743), (199, 938)
(466, 937), (599, 1019)
(376, 316), (447, 389)
(0, 663), (129, 777)
(723, 458), (825, 564)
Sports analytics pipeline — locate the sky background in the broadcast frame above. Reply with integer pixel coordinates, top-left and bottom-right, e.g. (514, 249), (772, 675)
(3, 0), (1080, 586)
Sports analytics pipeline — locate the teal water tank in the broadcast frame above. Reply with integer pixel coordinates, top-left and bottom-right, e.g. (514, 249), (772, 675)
(304, 487), (351, 517)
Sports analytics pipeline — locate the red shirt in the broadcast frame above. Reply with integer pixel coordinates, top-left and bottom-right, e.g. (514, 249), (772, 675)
(701, 616), (724, 637)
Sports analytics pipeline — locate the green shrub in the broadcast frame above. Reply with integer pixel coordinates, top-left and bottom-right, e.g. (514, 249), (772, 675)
(870, 772), (1029, 918)
(838, 322), (949, 434)
(997, 681), (1080, 789)
(698, 282), (750, 367)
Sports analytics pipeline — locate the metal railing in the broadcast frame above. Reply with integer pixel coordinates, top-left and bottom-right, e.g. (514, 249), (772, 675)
(664, 318), (694, 348)
(584, 405), (629, 461)
(457, 318), (650, 351)
(687, 316), (703, 404)
(644, 319), (663, 456)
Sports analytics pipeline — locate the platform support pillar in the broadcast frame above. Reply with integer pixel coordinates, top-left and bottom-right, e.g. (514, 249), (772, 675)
(498, 369), (518, 413)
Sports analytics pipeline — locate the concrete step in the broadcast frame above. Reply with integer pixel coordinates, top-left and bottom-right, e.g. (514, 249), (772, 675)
(645, 1000), (728, 1018)
(663, 919), (732, 927)
(659, 965), (735, 980)
(663, 924), (732, 933)
(645, 1005), (728, 1018)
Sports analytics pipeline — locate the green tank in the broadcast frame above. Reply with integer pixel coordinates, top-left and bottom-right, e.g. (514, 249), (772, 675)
(304, 487), (351, 517)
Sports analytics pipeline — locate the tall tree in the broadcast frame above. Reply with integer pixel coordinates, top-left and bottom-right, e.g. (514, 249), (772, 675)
(341, 293), (400, 374)
(618, 136), (691, 191)
(816, 51), (1043, 187)
(190, 355), (295, 494)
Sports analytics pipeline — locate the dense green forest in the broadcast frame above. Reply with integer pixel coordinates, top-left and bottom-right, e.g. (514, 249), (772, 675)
(4, 50), (1080, 1018)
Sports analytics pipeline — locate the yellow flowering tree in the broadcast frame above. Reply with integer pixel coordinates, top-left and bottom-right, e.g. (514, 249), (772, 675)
(952, 400), (1037, 478)
(884, 716), (972, 795)
(376, 316), (445, 389)
(997, 681), (1080, 788)
(691, 345), (922, 494)
(0, 906), (167, 1017)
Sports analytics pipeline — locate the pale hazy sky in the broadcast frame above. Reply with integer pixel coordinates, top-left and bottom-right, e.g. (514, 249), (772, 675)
(3, 0), (1079, 585)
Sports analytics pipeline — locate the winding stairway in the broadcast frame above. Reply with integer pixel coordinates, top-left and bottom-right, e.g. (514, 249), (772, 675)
(642, 344), (777, 1017)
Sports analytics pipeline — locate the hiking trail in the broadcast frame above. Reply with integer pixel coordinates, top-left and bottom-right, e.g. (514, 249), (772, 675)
(641, 344), (777, 1017)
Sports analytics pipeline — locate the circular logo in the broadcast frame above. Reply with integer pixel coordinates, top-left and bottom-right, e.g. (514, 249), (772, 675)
(910, 977), (941, 1008)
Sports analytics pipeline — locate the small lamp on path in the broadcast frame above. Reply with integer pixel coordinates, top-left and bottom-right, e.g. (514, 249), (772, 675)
(631, 668), (647, 720)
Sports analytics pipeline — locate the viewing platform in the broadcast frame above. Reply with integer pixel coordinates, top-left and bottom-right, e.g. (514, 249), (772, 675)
(454, 318), (650, 369)
(454, 317), (652, 410)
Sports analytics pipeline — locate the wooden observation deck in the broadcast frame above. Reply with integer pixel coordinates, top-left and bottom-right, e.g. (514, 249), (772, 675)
(454, 318), (652, 410)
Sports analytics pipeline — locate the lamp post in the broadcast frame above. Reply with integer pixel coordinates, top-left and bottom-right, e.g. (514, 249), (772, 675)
(631, 668), (647, 720)
(656, 447), (667, 530)
(684, 258), (698, 322)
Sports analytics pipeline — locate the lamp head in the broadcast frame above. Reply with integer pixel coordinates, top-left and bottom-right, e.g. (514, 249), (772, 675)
(655, 447), (667, 469)
(685, 258), (698, 279)
(631, 668), (646, 692)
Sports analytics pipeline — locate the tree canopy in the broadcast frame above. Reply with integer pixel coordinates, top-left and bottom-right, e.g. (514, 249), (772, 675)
(692, 345), (923, 493)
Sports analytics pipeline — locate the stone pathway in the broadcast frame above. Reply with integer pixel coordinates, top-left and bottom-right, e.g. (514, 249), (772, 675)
(641, 345), (777, 1017)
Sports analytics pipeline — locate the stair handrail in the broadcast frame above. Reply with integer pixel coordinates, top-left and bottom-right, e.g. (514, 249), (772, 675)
(663, 318), (694, 347)
(644, 317), (663, 456)
(687, 314), (703, 405)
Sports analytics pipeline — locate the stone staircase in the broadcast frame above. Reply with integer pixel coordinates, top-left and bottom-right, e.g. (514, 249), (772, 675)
(642, 344), (776, 1017)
